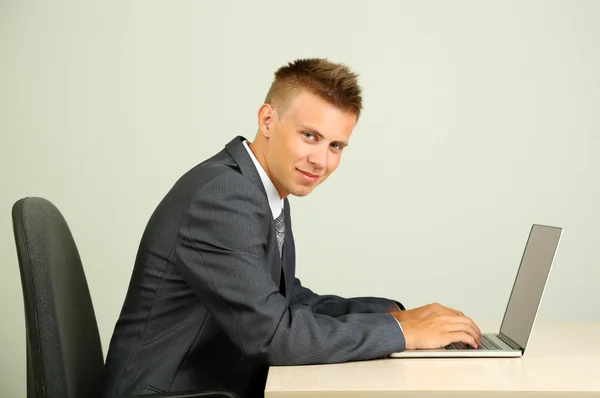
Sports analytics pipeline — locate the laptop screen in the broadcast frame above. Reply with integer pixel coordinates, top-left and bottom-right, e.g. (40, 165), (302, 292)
(499, 224), (562, 349)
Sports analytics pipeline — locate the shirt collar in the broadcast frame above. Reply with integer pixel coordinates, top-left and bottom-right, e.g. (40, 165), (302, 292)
(243, 140), (284, 220)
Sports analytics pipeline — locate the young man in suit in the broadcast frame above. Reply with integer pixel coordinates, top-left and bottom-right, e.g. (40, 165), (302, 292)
(101, 58), (482, 398)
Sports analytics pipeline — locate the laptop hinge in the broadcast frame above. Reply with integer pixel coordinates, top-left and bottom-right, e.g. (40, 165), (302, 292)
(498, 333), (523, 351)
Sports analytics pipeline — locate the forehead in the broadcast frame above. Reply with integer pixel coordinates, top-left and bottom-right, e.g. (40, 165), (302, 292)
(281, 91), (356, 139)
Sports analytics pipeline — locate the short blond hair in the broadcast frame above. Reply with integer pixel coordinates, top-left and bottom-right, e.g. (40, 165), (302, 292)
(264, 58), (363, 119)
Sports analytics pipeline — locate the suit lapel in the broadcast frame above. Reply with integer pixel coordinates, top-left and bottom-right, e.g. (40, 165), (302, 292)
(282, 198), (295, 299)
(225, 136), (289, 296)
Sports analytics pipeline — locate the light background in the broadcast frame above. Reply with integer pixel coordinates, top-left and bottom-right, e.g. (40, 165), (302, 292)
(1, 1), (599, 395)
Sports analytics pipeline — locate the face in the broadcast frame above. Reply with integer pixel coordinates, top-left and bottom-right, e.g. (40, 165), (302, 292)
(257, 91), (357, 198)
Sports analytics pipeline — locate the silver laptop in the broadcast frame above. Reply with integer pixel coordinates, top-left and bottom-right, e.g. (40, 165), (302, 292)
(391, 224), (562, 358)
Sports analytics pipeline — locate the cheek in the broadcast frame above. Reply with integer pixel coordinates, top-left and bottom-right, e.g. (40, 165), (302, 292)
(292, 150), (311, 166)
(327, 155), (342, 173)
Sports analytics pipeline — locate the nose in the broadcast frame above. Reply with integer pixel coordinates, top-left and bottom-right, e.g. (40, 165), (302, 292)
(307, 145), (327, 169)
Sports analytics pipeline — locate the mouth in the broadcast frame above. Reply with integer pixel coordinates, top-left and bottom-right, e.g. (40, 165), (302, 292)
(297, 168), (321, 182)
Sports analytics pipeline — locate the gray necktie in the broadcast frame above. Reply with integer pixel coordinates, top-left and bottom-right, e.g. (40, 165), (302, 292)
(274, 211), (285, 259)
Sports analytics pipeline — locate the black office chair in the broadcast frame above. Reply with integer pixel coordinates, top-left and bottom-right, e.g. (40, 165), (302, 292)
(12, 197), (238, 398)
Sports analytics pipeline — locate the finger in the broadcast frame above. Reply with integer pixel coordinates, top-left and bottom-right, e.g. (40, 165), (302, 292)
(442, 317), (482, 344)
(440, 307), (462, 316)
(432, 303), (458, 316)
(439, 305), (464, 317)
(462, 316), (482, 342)
(470, 319), (482, 341)
(452, 309), (464, 317)
(441, 315), (481, 334)
(439, 315), (473, 324)
(449, 331), (478, 348)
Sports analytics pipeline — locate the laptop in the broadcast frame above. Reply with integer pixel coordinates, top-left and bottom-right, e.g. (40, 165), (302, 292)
(390, 224), (563, 358)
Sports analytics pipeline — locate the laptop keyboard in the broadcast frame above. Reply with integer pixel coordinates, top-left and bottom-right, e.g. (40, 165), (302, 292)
(444, 335), (501, 350)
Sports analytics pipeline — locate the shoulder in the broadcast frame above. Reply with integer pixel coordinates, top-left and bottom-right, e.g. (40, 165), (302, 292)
(185, 170), (271, 228)
(171, 149), (264, 204)
(193, 171), (265, 204)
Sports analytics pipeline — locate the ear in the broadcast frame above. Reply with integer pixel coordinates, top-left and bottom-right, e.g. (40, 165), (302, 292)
(257, 104), (275, 138)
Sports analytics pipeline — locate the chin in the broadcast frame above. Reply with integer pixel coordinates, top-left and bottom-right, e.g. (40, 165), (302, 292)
(291, 190), (311, 197)
(288, 184), (316, 197)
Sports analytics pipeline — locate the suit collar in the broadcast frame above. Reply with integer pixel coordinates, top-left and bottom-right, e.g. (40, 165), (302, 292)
(225, 136), (267, 196)
(242, 140), (284, 219)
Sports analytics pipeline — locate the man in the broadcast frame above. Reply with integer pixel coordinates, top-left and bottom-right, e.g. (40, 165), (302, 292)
(101, 58), (481, 398)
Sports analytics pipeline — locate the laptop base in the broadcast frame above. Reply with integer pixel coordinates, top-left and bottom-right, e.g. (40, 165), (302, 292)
(390, 333), (523, 358)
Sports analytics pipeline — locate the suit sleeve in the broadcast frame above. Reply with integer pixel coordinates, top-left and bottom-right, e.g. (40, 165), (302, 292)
(174, 173), (405, 366)
(291, 278), (406, 318)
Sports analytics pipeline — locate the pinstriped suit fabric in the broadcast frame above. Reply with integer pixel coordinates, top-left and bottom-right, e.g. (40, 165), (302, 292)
(100, 136), (405, 398)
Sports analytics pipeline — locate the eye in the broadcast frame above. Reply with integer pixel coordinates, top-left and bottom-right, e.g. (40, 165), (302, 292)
(303, 132), (316, 141)
(330, 142), (343, 151)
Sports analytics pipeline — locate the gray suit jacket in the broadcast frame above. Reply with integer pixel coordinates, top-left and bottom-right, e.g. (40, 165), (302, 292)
(101, 136), (406, 398)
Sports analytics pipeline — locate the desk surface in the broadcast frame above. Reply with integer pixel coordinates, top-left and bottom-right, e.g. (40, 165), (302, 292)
(265, 322), (600, 397)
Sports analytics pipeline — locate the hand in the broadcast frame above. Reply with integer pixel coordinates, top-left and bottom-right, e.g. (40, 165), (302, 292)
(394, 302), (465, 322)
(392, 313), (482, 350)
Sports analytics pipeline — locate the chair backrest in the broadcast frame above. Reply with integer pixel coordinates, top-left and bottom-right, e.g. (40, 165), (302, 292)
(12, 197), (104, 398)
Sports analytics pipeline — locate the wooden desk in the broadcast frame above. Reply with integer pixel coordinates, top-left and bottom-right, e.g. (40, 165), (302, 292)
(265, 322), (600, 397)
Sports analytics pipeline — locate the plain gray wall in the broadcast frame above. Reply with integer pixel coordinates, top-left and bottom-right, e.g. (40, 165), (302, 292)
(1, 1), (599, 396)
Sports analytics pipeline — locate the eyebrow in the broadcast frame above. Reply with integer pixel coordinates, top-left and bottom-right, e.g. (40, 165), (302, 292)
(300, 124), (349, 147)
